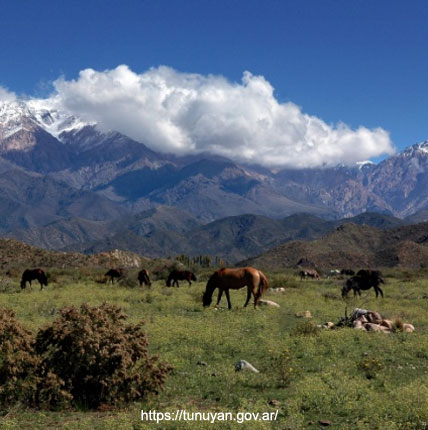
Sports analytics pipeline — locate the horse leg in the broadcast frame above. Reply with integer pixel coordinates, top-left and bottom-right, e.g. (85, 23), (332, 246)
(225, 289), (232, 310)
(253, 290), (262, 309)
(188, 279), (191, 286)
(216, 289), (223, 306)
(243, 287), (252, 308)
(378, 286), (384, 298)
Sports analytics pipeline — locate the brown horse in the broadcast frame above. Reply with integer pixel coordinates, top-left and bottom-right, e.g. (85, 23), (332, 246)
(138, 269), (151, 287)
(104, 268), (123, 284)
(166, 270), (196, 287)
(21, 268), (48, 290)
(299, 269), (320, 280)
(202, 267), (269, 309)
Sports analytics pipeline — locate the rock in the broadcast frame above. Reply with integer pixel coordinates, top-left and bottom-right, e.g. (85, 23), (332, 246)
(235, 360), (259, 373)
(380, 319), (393, 329)
(295, 310), (312, 318)
(319, 420), (332, 426)
(197, 361), (207, 366)
(367, 311), (382, 323)
(271, 287), (286, 293)
(403, 323), (415, 333)
(364, 323), (382, 332)
(258, 300), (280, 308)
(268, 399), (281, 407)
(350, 308), (368, 321)
(323, 322), (335, 329)
(353, 320), (363, 328)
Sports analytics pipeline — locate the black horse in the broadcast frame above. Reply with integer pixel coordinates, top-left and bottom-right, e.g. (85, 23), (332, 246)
(341, 269), (384, 298)
(138, 269), (151, 287)
(104, 268), (124, 284)
(166, 270), (196, 287)
(21, 268), (48, 290)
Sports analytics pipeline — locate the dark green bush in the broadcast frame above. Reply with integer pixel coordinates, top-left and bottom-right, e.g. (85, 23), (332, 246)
(35, 303), (172, 409)
(0, 306), (39, 407)
(0, 304), (171, 410)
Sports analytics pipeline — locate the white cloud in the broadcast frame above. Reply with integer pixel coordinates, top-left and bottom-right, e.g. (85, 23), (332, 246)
(0, 87), (17, 102)
(41, 65), (395, 167)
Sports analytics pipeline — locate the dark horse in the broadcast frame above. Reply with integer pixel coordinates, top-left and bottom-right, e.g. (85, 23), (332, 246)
(341, 269), (384, 298)
(166, 270), (196, 287)
(203, 267), (269, 310)
(105, 268), (123, 284)
(138, 269), (151, 287)
(21, 268), (48, 290)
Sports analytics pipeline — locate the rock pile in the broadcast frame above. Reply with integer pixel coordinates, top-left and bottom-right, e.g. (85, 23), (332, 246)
(323, 308), (415, 333)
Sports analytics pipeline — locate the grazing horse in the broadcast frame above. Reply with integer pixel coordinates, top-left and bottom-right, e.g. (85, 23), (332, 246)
(104, 268), (123, 284)
(341, 269), (384, 298)
(21, 268), (48, 290)
(166, 270), (196, 287)
(138, 269), (151, 287)
(202, 267), (269, 310)
(299, 269), (320, 280)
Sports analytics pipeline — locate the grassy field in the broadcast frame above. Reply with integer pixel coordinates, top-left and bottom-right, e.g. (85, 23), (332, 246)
(1, 268), (428, 429)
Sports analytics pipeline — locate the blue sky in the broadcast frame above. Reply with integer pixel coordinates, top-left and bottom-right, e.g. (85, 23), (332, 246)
(1, 0), (428, 163)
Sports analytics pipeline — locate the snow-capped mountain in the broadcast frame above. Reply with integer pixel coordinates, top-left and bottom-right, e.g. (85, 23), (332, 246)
(0, 99), (89, 142)
(1, 99), (428, 229)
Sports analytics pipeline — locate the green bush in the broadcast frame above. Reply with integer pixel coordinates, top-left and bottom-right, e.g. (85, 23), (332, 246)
(0, 304), (172, 411)
(293, 320), (320, 337)
(271, 348), (294, 388)
(34, 303), (172, 409)
(0, 306), (38, 407)
(357, 357), (383, 379)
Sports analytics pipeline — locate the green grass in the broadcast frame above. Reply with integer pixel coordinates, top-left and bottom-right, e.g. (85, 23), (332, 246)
(1, 270), (428, 429)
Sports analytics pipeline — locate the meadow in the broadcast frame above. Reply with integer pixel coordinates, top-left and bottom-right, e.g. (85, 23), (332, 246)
(1, 268), (428, 429)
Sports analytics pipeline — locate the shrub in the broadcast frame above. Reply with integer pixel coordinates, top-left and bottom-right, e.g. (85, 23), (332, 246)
(0, 306), (38, 407)
(34, 303), (172, 409)
(357, 357), (383, 379)
(271, 348), (294, 388)
(293, 320), (320, 336)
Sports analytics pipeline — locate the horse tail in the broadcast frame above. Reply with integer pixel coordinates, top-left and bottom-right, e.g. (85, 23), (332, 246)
(258, 271), (269, 296)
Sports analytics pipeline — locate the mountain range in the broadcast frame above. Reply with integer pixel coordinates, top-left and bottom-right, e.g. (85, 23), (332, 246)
(1, 99), (428, 262)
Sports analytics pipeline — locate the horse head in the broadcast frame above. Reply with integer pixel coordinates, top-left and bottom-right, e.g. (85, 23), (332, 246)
(341, 278), (353, 297)
(202, 274), (217, 307)
(202, 290), (213, 307)
(190, 272), (197, 281)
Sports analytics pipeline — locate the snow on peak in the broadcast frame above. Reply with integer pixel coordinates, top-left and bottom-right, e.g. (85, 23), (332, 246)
(27, 99), (92, 139)
(402, 140), (428, 157)
(356, 160), (375, 170)
(0, 99), (92, 141)
(0, 100), (36, 139)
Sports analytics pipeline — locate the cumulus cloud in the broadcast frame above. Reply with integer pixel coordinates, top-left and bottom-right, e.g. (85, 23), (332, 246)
(0, 87), (17, 102)
(42, 65), (395, 167)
